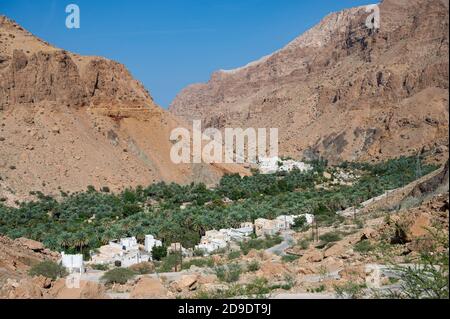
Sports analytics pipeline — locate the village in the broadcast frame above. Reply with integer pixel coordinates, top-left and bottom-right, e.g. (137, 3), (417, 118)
(59, 157), (315, 274)
(59, 213), (315, 275)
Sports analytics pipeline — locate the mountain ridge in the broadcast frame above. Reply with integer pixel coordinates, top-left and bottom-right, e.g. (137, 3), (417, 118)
(0, 15), (247, 204)
(169, 0), (449, 164)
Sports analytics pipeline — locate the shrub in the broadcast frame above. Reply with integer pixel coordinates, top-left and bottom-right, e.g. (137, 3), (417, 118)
(101, 268), (136, 285)
(227, 251), (241, 260)
(354, 240), (373, 254)
(182, 257), (214, 270)
(91, 264), (109, 271)
(151, 245), (167, 261)
(245, 278), (271, 297)
(334, 282), (367, 299)
(193, 248), (206, 257)
(157, 253), (181, 273)
(319, 231), (342, 244)
(247, 260), (260, 272)
(129, 262), (155, 274)
(307, 285), (326, 293)
(384, 231), (449, 299)
(293, 215), (308, 231)
(29, 261), (67, 280)
(215, 264), (242, 283)
(298, 239), (310, 250)
(281, 254), (299, 263)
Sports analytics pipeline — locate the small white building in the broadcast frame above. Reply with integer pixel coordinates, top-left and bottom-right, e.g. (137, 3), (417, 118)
(255, 214), (315, 237)
(90, 236), (151, 267)
(255, 218), (279, 237)
(61, 252), (84, 274)
(258, 157), (313, 175)
(195, 225), (254, 255)
(144, 235), (163, 254)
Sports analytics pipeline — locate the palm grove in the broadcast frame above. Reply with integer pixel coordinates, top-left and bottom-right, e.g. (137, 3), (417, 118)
(0, 156), (437, 258)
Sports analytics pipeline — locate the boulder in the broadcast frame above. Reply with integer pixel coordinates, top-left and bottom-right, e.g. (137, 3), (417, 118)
(324, 242), (348, 258)
(48, 279), (108, 299)
(129, 277), (168, 299)
(299, 249), (324, 263)
(407, 213), (432, 240)
(32, 275), (52, 289)
(174, 274), (199, 292)
(0, 278), (44, 299)
(16, 238), (44, 252)
(360, 228), (377, 240)
(257, 262), (291, 280)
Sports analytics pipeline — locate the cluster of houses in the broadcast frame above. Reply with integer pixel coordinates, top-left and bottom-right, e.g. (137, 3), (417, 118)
(255, 214), (314, 237)
(194, 223), (254, 255)
(60, 235), (163, 273)
(258, 157), (313, 175)
(194, 214), (314, 256)
(60, 214), (314, 273)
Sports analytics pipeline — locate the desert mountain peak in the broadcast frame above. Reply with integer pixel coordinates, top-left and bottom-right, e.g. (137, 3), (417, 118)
(169, 0), (449, 164)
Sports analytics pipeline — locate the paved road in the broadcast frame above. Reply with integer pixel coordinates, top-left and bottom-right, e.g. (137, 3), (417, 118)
(266, 231), (294, 256)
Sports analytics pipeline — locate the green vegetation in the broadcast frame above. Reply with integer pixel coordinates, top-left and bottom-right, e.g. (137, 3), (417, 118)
(0, 157), (437, 256)
(247, 260), (261, 272)
(129, 262), (155, 274)
(298, 239), (311, 250)
(101, 268), (136, 285)
(354, 240), (374, 254)
(227, 251), (241, 260)
(151, 245), (168, 261)
(334, 282), (367, 299)
(195, 277), (272, 299)
(182, 257), (215, 270)
(215, 263), (242, 283)
(319, 231), (342, 244)
(281, 254), (300, 263)
(385, 231), (449, 299)
(307, 285), (326, 293)
(157, 253), (182, 273)
(240, 235), (283, 255)
(292, 215), (308, 231)
(28, 261), (67, 280)
(91, 264), (109, 271)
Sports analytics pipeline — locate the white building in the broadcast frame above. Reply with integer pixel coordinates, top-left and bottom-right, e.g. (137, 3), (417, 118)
(255, 214), (315, 237)
(90, 236), (151, 267)
(61, 252), (84, 274)
(109, 237), (139, 251)
(258, 157), (312, 175)
(144, 235), (163, 254)
(195, 225), (254, 255)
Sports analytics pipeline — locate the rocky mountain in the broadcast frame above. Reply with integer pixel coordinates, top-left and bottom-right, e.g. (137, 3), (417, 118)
(170, 0), (449, 164)
(0, 16), (247, 204)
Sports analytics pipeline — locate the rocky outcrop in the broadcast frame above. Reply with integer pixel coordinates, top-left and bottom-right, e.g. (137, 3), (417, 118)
(410, 160), (449, 197)
(129, 277), (169, 299)
(48, 279), (108, 299)
(0, 235), (59, 286)
(170, 0), (449, 163)
(0, 15), (248, 201)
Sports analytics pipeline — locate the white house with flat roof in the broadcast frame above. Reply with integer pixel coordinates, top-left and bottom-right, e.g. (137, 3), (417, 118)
(144, 235), (163, 254)
(61, 252), (84, 274)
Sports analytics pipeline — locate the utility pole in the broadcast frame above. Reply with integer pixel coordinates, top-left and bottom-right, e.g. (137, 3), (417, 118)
(179, 243), (183, 272)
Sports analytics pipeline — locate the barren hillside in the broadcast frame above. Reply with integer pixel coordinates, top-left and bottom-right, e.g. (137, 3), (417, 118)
(0, 16), (247, 204)
(170, 0), (449, 164)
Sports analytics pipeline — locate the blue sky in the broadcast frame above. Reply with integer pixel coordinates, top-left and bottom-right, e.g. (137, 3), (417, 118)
(1, 0), (375, 107)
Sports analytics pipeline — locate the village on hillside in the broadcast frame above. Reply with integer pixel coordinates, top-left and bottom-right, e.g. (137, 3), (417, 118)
(60, 213), (315, 275)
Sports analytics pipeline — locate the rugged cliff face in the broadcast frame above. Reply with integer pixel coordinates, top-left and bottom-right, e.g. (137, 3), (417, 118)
(169, 0), (449, 164)
(0, 16), (247, 203)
